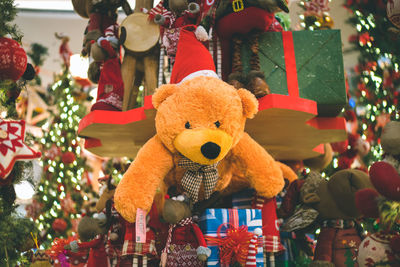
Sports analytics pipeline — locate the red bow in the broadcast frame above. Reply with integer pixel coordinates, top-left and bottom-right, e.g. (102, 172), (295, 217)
(206, 223), (254, 265)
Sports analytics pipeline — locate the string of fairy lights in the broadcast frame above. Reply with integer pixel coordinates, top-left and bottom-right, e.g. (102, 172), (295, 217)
(35, 74), (87, 244)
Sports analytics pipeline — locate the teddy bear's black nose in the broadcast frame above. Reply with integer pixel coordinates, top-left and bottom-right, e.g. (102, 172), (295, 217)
(201, 142), (221, 159)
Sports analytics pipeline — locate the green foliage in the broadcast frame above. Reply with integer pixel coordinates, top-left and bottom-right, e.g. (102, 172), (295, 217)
(27, 43), (48, 67)
(0, 214), (36, 266)
(0, 0), (22, 41)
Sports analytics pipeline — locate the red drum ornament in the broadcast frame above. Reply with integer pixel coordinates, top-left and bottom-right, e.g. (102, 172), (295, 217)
(0, 37), (28, 81)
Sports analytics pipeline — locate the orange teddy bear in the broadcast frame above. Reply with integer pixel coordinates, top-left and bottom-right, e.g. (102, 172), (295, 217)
(114, 26), (296, 223)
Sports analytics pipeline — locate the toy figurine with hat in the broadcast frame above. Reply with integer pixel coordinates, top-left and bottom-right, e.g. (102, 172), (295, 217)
(114, 24), (297, 224)
(195, 0), (289, 98)
(149, 0), (202, 64)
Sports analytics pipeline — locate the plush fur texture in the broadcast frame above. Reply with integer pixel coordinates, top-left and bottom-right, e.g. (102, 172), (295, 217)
(115, 76), (296, 222)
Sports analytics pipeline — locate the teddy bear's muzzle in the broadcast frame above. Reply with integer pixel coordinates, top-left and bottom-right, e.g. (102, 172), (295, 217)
(173, 128), (233, 165)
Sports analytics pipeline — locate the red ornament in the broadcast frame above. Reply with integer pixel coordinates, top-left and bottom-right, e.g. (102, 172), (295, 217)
(61, 151), (76, 164)
(52, 218), (68, 232)
(0, 37), (28, 81)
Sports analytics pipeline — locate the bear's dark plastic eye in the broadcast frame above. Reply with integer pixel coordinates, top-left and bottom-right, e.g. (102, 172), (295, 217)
(185, 122), (191, 129)
(215, 121), (221, 128)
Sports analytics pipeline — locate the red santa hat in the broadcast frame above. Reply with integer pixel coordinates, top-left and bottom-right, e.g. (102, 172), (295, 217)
(170, 25), (219, 84)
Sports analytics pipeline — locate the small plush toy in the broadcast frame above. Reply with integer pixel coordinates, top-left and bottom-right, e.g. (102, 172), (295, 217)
(149, 0), (201, 64)
(114, 26), (297, 223)
(279, 169), (373, 267)
(72, 0), (132, 56)
(160, 195), (211, 267)
(355, 121), (400, 267)
(65, 213), (110, 267)
(88, 38), (124, 111)
(195, 0), (289, 98)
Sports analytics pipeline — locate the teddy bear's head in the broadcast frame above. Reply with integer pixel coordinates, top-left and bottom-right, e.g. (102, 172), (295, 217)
(313, 169), (372, 219)
(152, 76), (258, 165)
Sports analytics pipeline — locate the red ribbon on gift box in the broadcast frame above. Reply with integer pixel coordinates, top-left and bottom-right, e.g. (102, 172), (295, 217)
(205, 209), (256, 266)
(282, 31), (300, 98)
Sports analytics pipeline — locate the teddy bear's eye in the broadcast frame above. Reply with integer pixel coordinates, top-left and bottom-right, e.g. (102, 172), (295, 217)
(185, 122), (191, 129)
(215, 121), (221, 128)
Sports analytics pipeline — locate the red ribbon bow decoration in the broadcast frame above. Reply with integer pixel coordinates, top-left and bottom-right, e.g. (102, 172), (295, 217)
(206, 223), (254, 266)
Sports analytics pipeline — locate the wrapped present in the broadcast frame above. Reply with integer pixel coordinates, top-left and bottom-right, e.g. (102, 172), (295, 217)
(241, 30), (346, 117)
(232, 189), (285, 253)
(199, 208), (264, 267)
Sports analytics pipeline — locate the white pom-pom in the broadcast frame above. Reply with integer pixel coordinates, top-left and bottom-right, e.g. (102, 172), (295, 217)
(254, 228), (263, 236)
(195, 26), (209, 41)
(93, 213), (99, 219)
(96, 212), (107, 221)
(176, 195), (185, 202)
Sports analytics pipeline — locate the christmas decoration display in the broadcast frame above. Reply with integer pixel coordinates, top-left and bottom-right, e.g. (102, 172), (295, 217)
(196, 0), (288, 97)
(0, 2), (43, 264)
(355, 121), (400, 266)
(199, 208), (264, 266)
(0, 119), (41, 178)
(344, 0), (400, 171)
(279, 169), (372, 266)
(114, 26), (297, 223)
(119, 1), (160, 111)
(149, 0), (201, 64)
(161, 196), (210, 267)
(32, 71), (98, 247)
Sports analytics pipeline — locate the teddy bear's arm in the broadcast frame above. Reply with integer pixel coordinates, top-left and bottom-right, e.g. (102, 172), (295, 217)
(114, 135), (174, 223)
(232, 132), (284, 198)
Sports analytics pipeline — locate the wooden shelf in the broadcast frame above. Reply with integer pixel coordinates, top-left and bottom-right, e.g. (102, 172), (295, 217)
(78, 94), (346, 160)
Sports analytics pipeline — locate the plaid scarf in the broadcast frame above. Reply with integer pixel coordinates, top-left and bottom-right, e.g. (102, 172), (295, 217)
(179, 157), (219, 202)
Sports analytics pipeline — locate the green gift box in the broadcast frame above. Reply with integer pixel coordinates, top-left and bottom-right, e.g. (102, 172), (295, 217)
(241, 30), (347, 117)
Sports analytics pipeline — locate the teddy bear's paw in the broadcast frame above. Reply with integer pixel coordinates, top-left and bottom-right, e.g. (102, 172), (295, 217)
(195, 26), (209, 41)
(309, 260), (335, 267)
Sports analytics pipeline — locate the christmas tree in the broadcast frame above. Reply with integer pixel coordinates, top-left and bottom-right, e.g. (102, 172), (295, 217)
(0, 0), (42, 265)
(31, 71), (98, 247)
(344, 0), (400, 167)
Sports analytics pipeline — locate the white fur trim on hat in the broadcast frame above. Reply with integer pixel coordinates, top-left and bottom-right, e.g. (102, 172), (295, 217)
(178, 70), (219, 84)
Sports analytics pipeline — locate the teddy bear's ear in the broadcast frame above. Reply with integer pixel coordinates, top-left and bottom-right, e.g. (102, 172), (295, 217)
(237, 89), (259, 118)
(152, 84), (179, 109)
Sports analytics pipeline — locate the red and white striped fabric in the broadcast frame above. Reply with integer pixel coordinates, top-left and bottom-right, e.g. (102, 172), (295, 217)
(246, 229), (262, 267)
(252, 196), (285, 253)
(148, 0), (175, 28)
